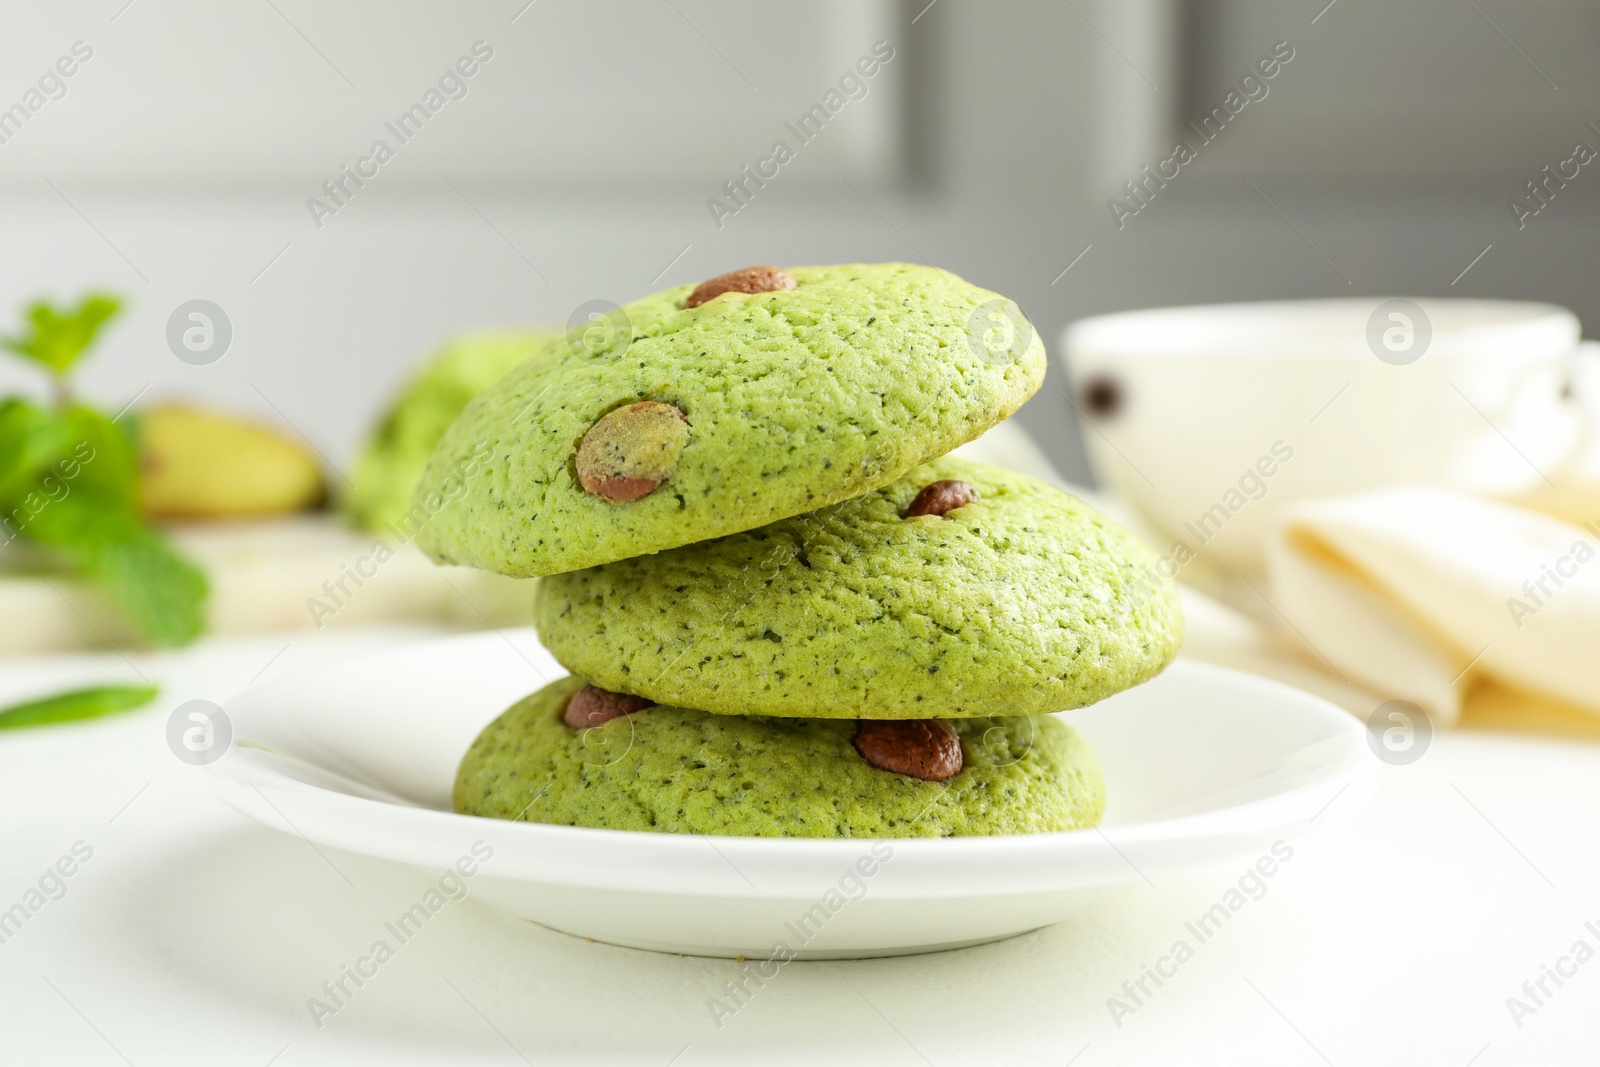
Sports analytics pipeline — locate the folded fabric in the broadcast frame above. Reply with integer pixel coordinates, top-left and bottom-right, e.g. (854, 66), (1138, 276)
(1264, 487), (1600, 726)
(973, 425), (1600, 732)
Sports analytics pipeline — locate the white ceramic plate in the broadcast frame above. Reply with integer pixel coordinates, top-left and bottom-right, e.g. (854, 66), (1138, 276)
(209, 630), (1367, 959)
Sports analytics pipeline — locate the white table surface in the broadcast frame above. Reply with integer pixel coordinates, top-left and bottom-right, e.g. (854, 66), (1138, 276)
(3, 626), (1598, 1067)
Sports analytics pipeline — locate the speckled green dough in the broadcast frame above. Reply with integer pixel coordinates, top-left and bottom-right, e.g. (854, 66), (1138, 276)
(535, 458), (1183, 719)
(413, 264), (1045, 577)
(454, 676), (1105, 837)
(344, 329), (558, 531)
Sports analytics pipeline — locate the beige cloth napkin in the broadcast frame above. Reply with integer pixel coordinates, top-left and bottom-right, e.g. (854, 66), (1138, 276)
(969, 421), (1600, 734)
(1265, 487), (1600, 728)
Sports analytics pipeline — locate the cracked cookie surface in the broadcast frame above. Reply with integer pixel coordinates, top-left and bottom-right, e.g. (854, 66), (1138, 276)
(534, 458), (1184, 720)
(412, 264), (1045, 576)
(453, 675), (1104, 837)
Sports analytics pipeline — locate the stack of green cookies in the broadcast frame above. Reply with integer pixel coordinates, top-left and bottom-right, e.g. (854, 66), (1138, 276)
(417, 263), (1183, 838)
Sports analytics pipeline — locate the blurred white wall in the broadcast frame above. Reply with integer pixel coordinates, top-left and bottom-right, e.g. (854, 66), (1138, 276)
(1, 0), (1597, 485)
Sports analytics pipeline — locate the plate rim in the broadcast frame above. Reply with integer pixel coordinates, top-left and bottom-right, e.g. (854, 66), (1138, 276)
(207, 634), (1370, 897)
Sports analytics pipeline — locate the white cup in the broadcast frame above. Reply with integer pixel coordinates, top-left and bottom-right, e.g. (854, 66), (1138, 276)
(1061, 299), (1593, 577)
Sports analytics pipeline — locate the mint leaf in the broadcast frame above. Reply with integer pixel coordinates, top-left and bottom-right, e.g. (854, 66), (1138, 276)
(0, 684), (158, 729)
(0, 399), (206, 647)
(26, 494), (208, 647)
(0, 398), (72, 502)
(0, 293), (121, 376)
(56, 404), (139, 509)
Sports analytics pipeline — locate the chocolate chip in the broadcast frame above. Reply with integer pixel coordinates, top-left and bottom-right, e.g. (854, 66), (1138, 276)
(563, 684), (653, 729)
(575, 400), (690, 502)
(852, 719), (963, 781)
(1081, 375), (1124, 418)
(685, 266), (796, 308)
(904, 480), (979, 518)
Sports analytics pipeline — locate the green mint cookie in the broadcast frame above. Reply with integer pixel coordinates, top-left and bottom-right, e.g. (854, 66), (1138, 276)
(454, 676), (1104, 838)
(413, 264), (1044, 576)
(535, 458), (1182, 719)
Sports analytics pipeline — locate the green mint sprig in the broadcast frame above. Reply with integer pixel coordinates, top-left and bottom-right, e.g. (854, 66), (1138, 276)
(0, 294), (207, 647)
(0, 293), (121, 407)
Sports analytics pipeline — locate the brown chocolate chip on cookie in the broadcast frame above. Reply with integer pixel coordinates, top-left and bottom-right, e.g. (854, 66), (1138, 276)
(904, 480), (979, 518)
(563, 684), (654, 729)
(853, 719), (963, 781)
(575, 401), (691, 502)
(685, 266), (796, 309)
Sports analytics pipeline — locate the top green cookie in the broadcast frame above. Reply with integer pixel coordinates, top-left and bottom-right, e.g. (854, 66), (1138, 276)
(344, 328), (557, 532)
(534, 458), (1184, 719)
(411, 264), (1045, 576)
